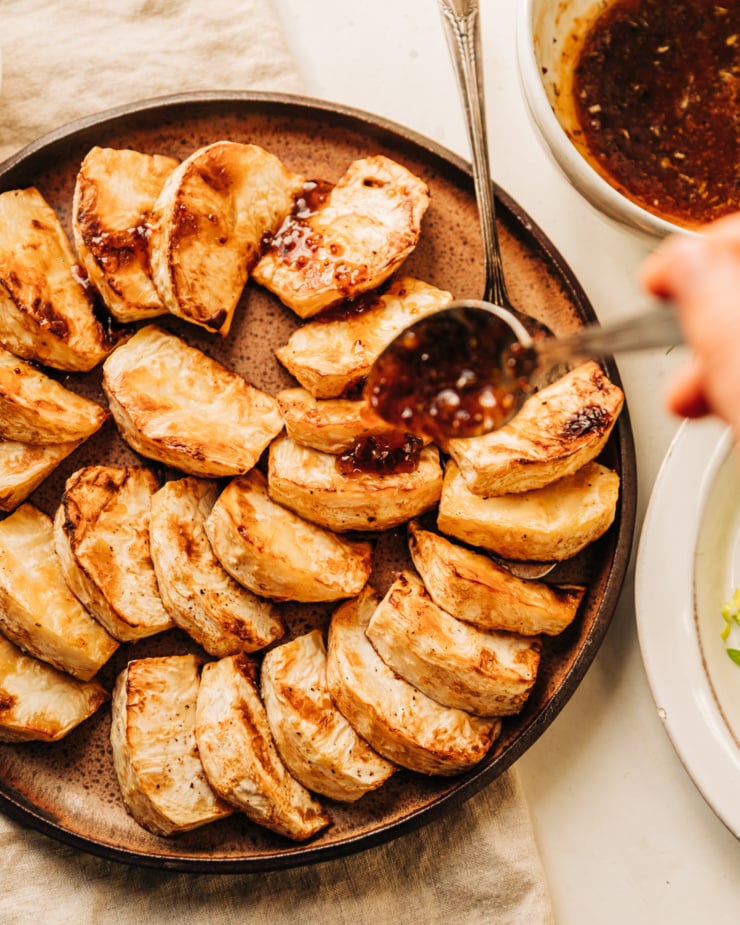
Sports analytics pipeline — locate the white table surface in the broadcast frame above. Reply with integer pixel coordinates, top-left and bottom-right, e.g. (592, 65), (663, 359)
(272, 1), (739, 922)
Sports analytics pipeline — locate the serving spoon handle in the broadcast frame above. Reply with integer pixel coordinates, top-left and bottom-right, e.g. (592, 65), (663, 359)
(437, 0), (508, 308)
(535, 303), (684, 367)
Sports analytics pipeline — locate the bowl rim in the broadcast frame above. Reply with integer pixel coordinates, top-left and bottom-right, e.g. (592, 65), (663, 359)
(515, 0), (699, 239)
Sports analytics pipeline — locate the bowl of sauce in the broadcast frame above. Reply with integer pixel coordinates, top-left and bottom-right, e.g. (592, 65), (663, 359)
(517, 0), (739, 236)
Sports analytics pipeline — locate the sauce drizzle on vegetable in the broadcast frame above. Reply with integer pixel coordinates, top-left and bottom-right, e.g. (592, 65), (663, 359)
(336, 433), (423, 475)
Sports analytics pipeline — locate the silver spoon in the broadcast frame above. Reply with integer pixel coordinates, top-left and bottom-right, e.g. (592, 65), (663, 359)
(438, 0), (556, 579)
(366, 298), (683, 442)
(365, 300), (682, 579)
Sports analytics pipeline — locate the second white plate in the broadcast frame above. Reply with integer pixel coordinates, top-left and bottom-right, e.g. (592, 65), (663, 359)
(636, 417), (740, 838)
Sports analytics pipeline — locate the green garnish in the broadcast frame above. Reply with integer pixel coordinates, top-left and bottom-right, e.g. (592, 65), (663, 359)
(720, 589), (740, 666)
(720, 588), (740, 623)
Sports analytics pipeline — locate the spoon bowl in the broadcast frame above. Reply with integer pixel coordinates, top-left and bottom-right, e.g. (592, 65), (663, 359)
(366, 299), (683, 442)
(365, 301), (533, 444)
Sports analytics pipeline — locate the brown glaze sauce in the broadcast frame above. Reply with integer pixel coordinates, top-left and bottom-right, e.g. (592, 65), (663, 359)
(0, 691), (17, 713)
(336, 433), (424, 476)
(260, 179), (332, 263)
(311, 288), (383, 324)
(571, 0), (739, 228)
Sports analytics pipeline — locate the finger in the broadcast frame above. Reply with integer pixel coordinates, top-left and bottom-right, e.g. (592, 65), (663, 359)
(639, 235), (703, 299)
(640, 214), (740, 301)
(664, 357), (712, 419)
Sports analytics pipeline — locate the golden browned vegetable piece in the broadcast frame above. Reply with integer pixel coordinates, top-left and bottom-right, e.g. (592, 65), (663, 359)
(438, 459), (620, 563)
(148, 140), (304, 335)
(0, 438), (83, 513)
(73, 145), (179, 323)
(325, 586), (502, 776)
(0, 503), (119, 679)
(274, 276), (452, 398)
(110, 654), (233, 836)
(0, 344), (108, 444)
(0, 634), (108, 743)
(408, 521), (585, 636)
(366, 571), (541, 717)
(196, 654), (331, 841)
(275, 387), (402, 455)
(267, 434), (443, 533)
(102, 325), (284, 478)
(205, 469), (373, 603)
(253, 155), (430, 318)
(261, 630), (397, 802)
(0, 186), (118, 371)
(53, 465), (174, 642)
(149, 476), (284, 656)
(445, 361), (624, 497)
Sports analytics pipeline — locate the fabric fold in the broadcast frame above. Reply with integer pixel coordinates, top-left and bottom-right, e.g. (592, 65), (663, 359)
(0, 772), (553, 925)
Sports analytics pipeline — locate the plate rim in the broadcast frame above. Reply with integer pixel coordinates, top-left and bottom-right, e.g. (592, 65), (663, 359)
(0, 90), (637, 870)
(635, 417), (740, 839)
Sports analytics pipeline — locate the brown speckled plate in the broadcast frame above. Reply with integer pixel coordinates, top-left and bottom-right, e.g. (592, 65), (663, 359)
(0, 92), (636, 871)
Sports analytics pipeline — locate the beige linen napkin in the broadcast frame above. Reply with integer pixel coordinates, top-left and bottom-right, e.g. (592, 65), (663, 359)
(0, 772), (551, 925)
(0, 0), (302, 162)
(0, 2), (554, 922)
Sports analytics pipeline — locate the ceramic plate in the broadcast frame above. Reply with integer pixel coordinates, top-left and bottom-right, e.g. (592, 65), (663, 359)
(0, 92), (636, 870)
(636, 417), (740, 838)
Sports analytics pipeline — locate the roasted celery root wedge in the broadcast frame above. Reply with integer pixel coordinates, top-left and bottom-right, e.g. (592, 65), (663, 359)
(261, 630), (397, 801)
(438, 459), (620, 562)
(408, 521), (585, 636)
(102, 325), (284, 477)
(149, 140), (304, 334)
(253, 155), (430, 318)
(0, 634), (108, 743)
(445, 361), (624, 497)
(366, 571), (541, 717)
(196, 654), (331, 841)
(274, 276), (452, 398)
(0, 503), (119, 680)
(205, 469), (373, 603)
(53, 465), (174, 642)
(275, 387), (402, 455)
(0, 344), (108, 444)
(325, 586), (501, 776)
(267, 434), (442, 532)
(0, 186), (117, 371)
(111, 654), (233, 837)
(0, 437), (83, 513)
(73, 146), (179, 322)
(150, 476), (284, 656)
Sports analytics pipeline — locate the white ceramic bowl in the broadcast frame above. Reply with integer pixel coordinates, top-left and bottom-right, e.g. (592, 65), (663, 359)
(516, 0), (691, 239)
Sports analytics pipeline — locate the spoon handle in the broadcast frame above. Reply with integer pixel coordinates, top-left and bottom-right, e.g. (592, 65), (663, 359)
(437, 0), (508, 306)
(538, 305), (684, 365)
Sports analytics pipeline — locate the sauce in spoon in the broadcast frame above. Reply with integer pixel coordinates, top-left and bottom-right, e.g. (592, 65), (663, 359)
(364, 303), (538, 443)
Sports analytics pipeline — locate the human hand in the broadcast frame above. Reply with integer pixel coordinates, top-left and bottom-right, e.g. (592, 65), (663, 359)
(640, 213), (740, 437)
